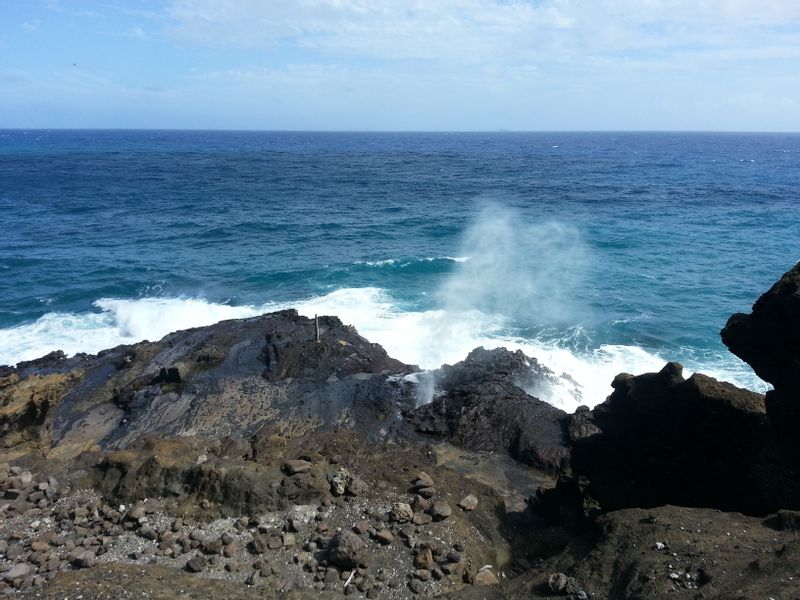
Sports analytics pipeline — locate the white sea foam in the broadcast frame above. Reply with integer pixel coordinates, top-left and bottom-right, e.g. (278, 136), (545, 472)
(0, 297), (263, 367)
(0, 205), (769, 412)
(0, 286), (768, 412)
(357, 256), (470, 267)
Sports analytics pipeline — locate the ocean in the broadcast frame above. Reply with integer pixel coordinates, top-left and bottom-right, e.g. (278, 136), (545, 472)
(1, 130), (798, 411)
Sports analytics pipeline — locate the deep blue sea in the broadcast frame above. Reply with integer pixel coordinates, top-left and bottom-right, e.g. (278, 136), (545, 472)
(1, 130), (798, 409)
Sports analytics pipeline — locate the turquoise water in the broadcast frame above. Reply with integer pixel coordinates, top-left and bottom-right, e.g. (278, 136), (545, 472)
(2, 130), (798, 409)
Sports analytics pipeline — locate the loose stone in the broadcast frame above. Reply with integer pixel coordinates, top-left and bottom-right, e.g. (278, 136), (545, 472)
(458, 494), (479, 511)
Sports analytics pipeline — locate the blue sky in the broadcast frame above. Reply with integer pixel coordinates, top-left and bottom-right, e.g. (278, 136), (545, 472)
(2, 0), (799, 131)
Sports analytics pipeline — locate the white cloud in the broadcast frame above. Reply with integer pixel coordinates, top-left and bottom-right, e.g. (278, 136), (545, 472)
(21, 20), (41, 33)
(161, 0), (800, 66)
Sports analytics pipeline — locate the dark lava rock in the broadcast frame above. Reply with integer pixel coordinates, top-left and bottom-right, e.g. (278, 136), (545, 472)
(722, 261), (800, 444)
(327, 531), (367, 570)
(185, 555), (207, 573)
(2, 310), (416, 463)
(569, 362), (772, 515)
(722, 261), (800, 395)
(409, 347), (571, 473)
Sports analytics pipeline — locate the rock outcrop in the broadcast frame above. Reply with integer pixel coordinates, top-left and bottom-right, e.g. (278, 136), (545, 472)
(409, 347), (571, 473)
(722, 261), (800, 443)
(568, 362), (772, 514)
(1, 310), (415, 460)
(721, 261), (800, 395)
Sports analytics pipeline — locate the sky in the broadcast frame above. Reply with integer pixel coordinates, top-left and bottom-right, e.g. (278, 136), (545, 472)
(1, 0), (799, 131)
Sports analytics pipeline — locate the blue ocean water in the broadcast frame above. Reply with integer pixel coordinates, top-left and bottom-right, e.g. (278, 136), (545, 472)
(1, 130), (798, 409)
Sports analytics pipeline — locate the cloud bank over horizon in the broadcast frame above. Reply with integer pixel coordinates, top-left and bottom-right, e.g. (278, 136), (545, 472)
(1, 0), (799, 130)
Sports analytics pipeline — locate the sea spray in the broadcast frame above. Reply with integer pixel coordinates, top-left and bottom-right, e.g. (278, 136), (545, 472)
(437, 203), (591, 327)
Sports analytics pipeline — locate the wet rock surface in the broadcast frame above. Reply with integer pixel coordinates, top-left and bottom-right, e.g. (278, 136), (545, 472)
(408, 347), (570, 473)
(1, 310), (416, 462)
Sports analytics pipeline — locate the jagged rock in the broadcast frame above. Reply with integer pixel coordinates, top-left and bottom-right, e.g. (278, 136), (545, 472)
(413, 548), (435, 570)
(71, 550), (96, 568)
(570, 362), (772, 515)
(389, 502), (414, 523)
(374, 530), (393, 545)
(409, 347), (571, 473)
(95, 437), (328, 517)
(185, 556), (207, 573)
(345, 476), (368, 496)
(722, 261), (800, 445)
(547, 572), (569, 593)
(328, 467), (350, 496)
(722, 261), (800, 394)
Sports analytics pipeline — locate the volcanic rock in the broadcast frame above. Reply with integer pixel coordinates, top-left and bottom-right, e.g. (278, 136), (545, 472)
(722, 261), (800, 444)
(722, 261), (800, 395)
(409, 347), (571, 473)
(327, 532), (367, 570)
(2, 311), (415, 462)
(569, 362), (770, 514)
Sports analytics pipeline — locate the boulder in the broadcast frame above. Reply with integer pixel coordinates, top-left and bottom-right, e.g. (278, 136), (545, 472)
(409, 347), (571, 473)
(327, 532), (367, 569)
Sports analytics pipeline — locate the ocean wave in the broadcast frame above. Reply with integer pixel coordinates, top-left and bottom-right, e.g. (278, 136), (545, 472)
(0, 287), (769, 412)
(355, 256), (470, 268)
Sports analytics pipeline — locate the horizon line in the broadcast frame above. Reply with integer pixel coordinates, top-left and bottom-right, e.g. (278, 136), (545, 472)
(1, 127), (799, 135)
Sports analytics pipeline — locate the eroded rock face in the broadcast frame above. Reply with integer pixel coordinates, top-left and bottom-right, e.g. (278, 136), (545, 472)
(722, 261), (800, 443)
(721, 261), (800, 394)
(570, 362), (772, 515)
(1, 310), (415, 459)
(409, 347), (570, 473)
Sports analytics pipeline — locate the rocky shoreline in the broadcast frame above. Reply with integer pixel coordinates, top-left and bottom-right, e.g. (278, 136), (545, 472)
(1, 263), (799, 599)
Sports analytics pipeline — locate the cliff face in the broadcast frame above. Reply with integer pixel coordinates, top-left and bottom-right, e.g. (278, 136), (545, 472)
(721, 261), (800, 395)
(722, 261), (800, 445)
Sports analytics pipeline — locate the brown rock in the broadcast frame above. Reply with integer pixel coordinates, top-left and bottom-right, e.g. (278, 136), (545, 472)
(417, 487), (436, 499)
(375, 530), (393, 545)
(458, 494), (478, 511)
(412, 512), (432, 525)
(345, 476), (368, 497)
(473, 568), (499, 586)
(430, 501), (452, 521)
(389, 502), (414, 523)
(283, 460), (312, 475)
(413, 548), (434, 571)
(327, 532), (366, 570)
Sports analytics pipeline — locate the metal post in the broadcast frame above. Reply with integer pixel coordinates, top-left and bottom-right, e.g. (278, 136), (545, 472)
(315, 314), (320, 342)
